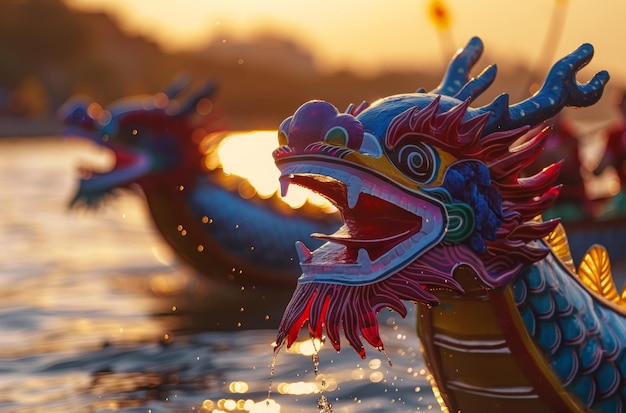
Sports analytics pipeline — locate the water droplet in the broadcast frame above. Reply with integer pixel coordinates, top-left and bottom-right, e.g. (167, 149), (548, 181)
(310, 336), (321, 375)
(312, 353), (320, 376)
(317, 395), (333, 412)
(378, 346), (393, 367)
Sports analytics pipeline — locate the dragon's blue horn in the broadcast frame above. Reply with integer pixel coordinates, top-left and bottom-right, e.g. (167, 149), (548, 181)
(430, 36), (496, 100)
(480, 43), (609, 136)
(162, 74), (192, 99)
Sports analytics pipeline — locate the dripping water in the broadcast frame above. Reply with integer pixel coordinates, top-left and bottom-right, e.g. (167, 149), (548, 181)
(378, 346), (393, 367)
(311, 336), (320, 377)
(312, 351), (320, 375)
(311, 336), (333, 413)
(266, 342), (283, 406)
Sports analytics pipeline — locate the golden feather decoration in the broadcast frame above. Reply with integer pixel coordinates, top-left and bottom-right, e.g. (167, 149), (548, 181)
(577, 245), (626, 306)
(543, 222), (576, 274)
(543, 221), (626, 308)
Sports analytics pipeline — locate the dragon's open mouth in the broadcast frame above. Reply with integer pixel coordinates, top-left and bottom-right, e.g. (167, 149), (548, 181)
(71, 143), (152, 206)
(278, 159), (447, 285)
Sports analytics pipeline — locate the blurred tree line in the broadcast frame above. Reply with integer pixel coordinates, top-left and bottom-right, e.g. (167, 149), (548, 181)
(3, 0), (610, 132)
(0, 0), (447, 130)
(0, 0), (179, 117)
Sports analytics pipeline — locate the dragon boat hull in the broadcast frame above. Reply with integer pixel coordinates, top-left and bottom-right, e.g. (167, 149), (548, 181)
(418, 225), (626, 412)
(418, 267), (576, 412)
(418, 272), (561, 412)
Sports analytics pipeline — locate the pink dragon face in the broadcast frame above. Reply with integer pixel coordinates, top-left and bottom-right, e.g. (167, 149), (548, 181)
(272, 37), (608, 358)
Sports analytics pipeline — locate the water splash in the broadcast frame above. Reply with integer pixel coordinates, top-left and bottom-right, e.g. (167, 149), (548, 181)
(310, 337), (333, 413)
(317, 394), (333, 413)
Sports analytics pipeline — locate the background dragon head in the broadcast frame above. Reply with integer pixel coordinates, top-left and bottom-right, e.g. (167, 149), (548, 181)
(61, 78), (222, 206)
(273, 37), (609, 358)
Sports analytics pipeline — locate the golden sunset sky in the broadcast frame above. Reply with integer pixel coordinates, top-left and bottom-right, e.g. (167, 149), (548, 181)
(64, 0), (626, 84)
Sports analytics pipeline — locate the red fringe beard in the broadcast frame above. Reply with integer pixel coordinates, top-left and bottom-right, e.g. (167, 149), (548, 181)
(274, 245), (472, 359)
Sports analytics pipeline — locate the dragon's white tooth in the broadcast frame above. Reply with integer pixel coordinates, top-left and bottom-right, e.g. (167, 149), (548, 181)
(357, 248), (372, 270)
(347, 175), (363, 209)
(294, 241), (313, 264)
(395, 242), (406, 256)
(279, 176), (291, 197)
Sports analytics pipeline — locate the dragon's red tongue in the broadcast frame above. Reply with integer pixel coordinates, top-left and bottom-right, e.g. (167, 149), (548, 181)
(114, 148), (137, 167)
(311, 217), (421, 248)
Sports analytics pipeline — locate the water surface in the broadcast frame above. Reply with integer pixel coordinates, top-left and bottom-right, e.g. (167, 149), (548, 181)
(0, 137), (437, 412)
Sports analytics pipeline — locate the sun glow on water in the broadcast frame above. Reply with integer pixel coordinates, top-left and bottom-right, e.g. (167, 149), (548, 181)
(214, 130), (335, 212)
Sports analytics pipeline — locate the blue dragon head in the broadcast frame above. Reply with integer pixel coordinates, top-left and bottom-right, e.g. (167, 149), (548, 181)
(273, 37), (609, 357)
(61, 79), (222, 206)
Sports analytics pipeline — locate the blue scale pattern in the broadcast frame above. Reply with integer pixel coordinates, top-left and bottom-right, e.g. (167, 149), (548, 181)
(511, 250), (626, 412)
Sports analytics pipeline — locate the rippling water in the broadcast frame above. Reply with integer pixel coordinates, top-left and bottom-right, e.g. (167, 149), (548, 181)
(0, 137), (437, 412)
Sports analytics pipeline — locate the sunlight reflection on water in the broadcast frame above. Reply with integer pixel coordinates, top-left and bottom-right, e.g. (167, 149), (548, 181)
(0, 136), (436, 412)
(214, 130), (337, 213)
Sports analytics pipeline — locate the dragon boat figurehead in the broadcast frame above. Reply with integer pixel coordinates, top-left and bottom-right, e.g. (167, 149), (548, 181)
(61, 79), (220, 206)
(273, 37), (609, 358)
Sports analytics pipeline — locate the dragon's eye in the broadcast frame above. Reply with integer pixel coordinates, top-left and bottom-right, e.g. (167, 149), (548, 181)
(324, 126), (348, 146)
(393, 142), (440, 184)
(278, 130), (289, 146)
